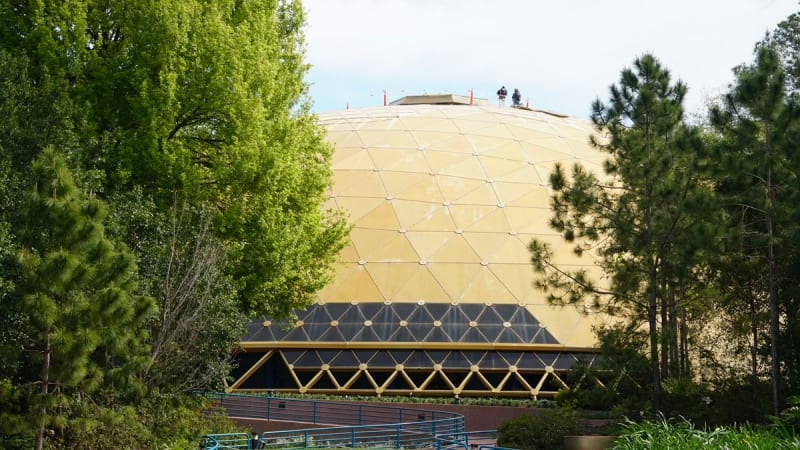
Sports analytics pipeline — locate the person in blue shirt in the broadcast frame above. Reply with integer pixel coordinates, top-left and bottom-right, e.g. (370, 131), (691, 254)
(512, 88), (521, 107)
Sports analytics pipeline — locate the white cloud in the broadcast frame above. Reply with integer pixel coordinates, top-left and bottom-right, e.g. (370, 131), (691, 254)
(303, 0), (798, 117)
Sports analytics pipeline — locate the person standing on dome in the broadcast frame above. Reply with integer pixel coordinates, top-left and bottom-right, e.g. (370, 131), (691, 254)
(512, 88), (521, 107)
(496, 86), (507, 106)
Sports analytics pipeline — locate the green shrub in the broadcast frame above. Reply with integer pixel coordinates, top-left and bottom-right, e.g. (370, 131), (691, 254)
(497, 408), (580, 450)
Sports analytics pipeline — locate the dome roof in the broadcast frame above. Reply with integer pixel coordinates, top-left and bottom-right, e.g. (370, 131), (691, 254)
(316, 102), (607, 348)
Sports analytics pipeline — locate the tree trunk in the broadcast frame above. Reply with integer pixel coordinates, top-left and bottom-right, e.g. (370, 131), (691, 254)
(669, 286), (679, 378)
(750, 289), (758, 397)
(660, 283), (668, 378)
(648, 262), (661, 408)
(767, 215), (781, 416)
(35, 336), (51, 450)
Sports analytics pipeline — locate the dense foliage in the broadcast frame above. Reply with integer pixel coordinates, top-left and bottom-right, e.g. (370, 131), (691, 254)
(533, 11), (800, 424)
(0, 0), (347, 448)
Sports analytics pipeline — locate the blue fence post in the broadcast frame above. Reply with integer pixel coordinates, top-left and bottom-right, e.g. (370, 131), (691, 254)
(266, 397), (271, 420)
(313, 401), (318, 424)
(351, 427), (356, 447)
(395, 423), (401, 449)
(304, 430), (309, 448)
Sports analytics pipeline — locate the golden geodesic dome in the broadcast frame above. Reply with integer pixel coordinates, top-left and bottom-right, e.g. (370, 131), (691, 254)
(316, 99), (607, 348)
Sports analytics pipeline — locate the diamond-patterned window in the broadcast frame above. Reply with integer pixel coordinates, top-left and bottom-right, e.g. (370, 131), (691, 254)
(477, 324), (504, 343)
(389, 327), (417, 342)
(459, 304), (486, 321)
(442, 351), (471, 369)
(353, 350), (377, 364)
(514, 352), (547, 369)
(300, 305), (332, 323)
(326, 303), (349, 320)
(370, 351), (395, 368)
(404, 351), (431, 369)
(425, 303), (450, 320)
(295, 351), (323, 368)
(283, 350), (306, 365)
(496, 328), (524, 344)
(331, 351), (359, 368)
(493, 304), (518, 321)
(459, 327), (487, 343)
(391, 302), (418, 320)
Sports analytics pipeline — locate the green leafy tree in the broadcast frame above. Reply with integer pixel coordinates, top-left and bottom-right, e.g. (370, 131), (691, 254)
(11, 148), (155, 450)
(530, 54), (722, 408)
(0, 0), (348, 399)
(0, 0), (348, 318)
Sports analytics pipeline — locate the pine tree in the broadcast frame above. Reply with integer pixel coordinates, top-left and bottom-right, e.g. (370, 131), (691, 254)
(710, 46), (800, 415)
(531, 54), (721, 409)
(13, 148), (155, 450)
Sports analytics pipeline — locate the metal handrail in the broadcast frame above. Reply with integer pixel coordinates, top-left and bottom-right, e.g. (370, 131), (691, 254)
(434, 430), (515, 450)
(202, 393), (466, 449)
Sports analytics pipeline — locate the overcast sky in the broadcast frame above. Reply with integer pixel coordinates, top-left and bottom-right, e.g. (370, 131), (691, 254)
(302, 0), (799, 119)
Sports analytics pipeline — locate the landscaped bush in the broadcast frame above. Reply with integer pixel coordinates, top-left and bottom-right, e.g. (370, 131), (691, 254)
(497, 408), (580, 450)
(613, 416), (800, 449)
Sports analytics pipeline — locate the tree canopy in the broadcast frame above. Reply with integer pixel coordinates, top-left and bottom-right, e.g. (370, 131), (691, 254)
(0, 0), (348, 447)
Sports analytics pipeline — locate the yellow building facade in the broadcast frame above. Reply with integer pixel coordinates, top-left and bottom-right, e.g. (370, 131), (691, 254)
(230, 95), (608, 399)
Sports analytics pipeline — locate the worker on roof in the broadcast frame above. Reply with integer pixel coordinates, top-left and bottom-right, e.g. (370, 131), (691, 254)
(512, 89), (521, 107)
(496, 86), (507, 106)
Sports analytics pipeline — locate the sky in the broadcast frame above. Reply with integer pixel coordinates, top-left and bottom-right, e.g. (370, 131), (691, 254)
(302, 0), (799, 120)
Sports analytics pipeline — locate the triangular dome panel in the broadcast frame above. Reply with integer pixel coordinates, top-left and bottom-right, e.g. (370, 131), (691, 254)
(392, 266), (451, 302)
(398, 117), (460, 133)
(429, 235), (481, 263)
(436, 176), (487, 204)
(453, 183), (499, 206)
(357, 201), (401, 230)
(333, 170), (385, 197)
(504, 207), (554, 234)
(438, 156), (487, 179)
(393, 199), (444, 230)
(382, 172), (441, 203)
(369, 148), (429, 172)
(426, 134), (474, 154)
(427, 263), (482, 301)
(350, 228), (403, 260)
(407, 207), (457, 232)
(463, 208), (511, 233)
(326, 130), (366, 149)
(424, 151), (470, 175)
(324, 265), (384, 302)
(460, 266), (518, 303)
(359, 130), (417, 148)
(406, 231), (453, 260)
(365, 262), (420, 299)
(333, 197), (385, 223)
(372, 235), (420, 262)
(480, 156), (528, 181)
(462, 232), (513, 260)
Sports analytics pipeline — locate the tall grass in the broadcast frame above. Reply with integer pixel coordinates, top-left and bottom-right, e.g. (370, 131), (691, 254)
(613, 417), (800, 449)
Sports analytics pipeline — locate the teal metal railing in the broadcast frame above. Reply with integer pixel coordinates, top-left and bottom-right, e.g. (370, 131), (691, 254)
(202, 393), (466, 449)
(434, 430), (517, 450)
